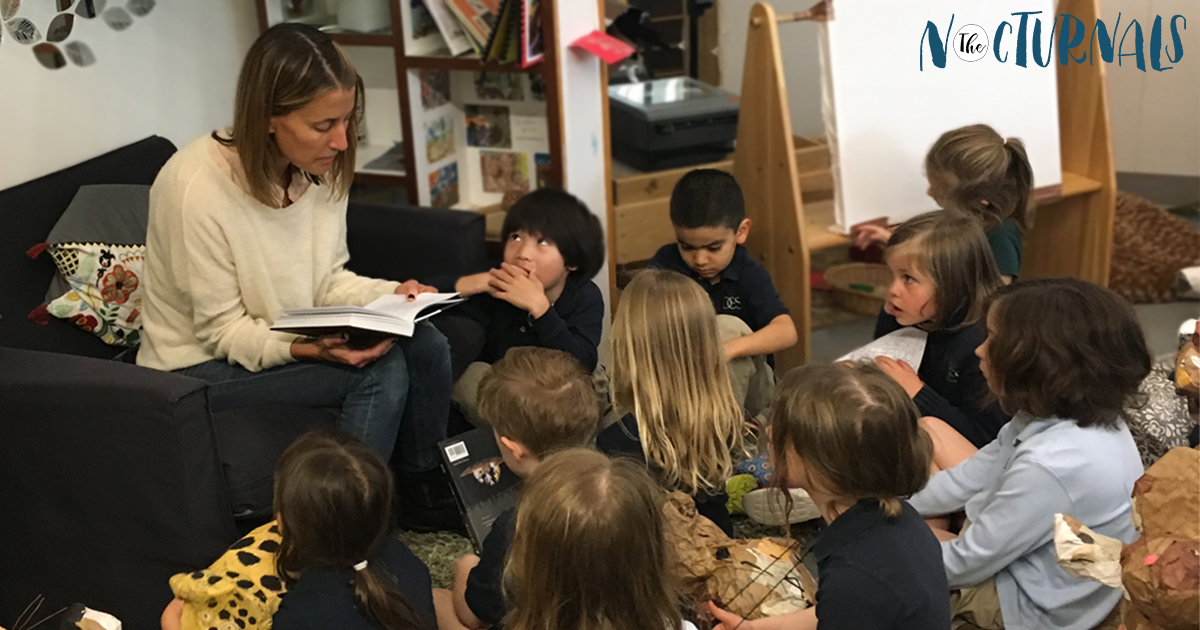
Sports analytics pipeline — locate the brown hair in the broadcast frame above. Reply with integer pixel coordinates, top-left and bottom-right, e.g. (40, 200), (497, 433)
(886, 210), (1003, 331)
(217, 23), (363, 208)
(274, 430), (425, 630)
(502, 449), (682, 630)
(769, 362), (933, 519)
(982, 278), (1151, 428)
(478, 347), (600, 457)
(612, 269), (749, 494)
(925, 124), (1033, 231)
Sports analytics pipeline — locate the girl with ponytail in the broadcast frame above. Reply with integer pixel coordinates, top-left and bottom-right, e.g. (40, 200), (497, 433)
(855, 123), (1035, 284)
(272, 429), (434, 630)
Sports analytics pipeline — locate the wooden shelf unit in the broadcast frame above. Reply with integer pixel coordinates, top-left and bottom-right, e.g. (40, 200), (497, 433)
(726, 0), (1118, 370)
(253, 0), (566, 202)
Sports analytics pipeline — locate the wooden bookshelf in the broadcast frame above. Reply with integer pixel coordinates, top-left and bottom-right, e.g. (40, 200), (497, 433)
(253, 0), (566, 204)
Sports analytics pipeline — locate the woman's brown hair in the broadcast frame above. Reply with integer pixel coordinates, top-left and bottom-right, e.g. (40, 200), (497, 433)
(217, 23), (363, 207)
(612, 269), (749, 495)
(982, 278), (1151, 428)
(769, 362), (933, 519)
(925, 123), (1034, 231)
(501, 449), (682, 630)
(274, 430), (425, 630)
(886, 210), (1003, 331)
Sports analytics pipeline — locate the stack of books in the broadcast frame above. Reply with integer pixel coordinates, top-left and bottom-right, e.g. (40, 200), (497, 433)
(422, 0), (543, 67)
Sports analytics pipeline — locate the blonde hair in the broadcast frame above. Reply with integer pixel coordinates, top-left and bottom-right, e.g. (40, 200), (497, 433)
(925, 124), (1034, 231)
(886, 211), (1002, 331)
(478, 347), (599, 457)
(502, 449), (682, 630)
(217, 23), (362, 208)
(769, 363), (933, 519)
(612, 269), (748, 495)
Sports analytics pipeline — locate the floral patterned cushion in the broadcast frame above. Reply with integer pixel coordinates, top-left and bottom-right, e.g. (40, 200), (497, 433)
(45, 243), (145, 347)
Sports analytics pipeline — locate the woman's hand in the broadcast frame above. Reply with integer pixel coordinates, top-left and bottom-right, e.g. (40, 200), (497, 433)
(489, 263), (550, 318)
(394, 279), (438, 301)
(291, 334), (394, 368)
(454, 272), (494, 297)
(875, 356), (925, 397)
(853, 224), (893, 250)
(708, 601), (756, 630)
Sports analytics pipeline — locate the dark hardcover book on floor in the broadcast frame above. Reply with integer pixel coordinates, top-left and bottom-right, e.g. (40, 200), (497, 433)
(438, 426), (522, 552)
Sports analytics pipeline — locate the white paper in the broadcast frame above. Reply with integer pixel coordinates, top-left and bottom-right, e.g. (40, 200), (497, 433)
(822, 0), (1061, 230)
(838, 328), (928, 371)
(511, 114), (549, 144)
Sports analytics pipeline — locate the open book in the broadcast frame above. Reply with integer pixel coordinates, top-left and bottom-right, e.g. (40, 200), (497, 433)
(837, 327), (928, 371)
(271, 292), (463, 345)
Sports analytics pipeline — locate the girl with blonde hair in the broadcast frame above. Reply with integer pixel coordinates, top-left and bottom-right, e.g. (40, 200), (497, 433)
(502, 449), (697, 630)
(598, 269), (749, 535)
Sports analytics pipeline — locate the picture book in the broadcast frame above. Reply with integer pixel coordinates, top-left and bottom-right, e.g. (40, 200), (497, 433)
(439, 426), (523, 552)
(422, 0), (475, 56)
(271, 293), (463, 347)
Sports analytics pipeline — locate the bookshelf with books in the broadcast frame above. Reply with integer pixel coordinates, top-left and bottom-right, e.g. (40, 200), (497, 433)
(254, 0), (565, 208)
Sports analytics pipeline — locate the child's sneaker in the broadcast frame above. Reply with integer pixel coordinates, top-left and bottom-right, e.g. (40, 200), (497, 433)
(742, 487), (821, 525)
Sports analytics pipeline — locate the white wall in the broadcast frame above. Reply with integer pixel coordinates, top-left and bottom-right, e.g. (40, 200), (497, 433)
(0, 0), (259, 191)
(718, 0), (825, 137)
(1099, 0), (1200, 177)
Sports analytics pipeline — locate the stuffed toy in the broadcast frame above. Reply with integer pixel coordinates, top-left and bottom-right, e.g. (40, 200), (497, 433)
(168, 521), (286, 630)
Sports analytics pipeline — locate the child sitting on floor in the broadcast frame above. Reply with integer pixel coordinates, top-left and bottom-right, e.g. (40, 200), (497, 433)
(598, 269), (750, 536)
(709, 362), (949, 630)
(443, 188), (606, 426)
(856, 123), (1033, 284)
(434, 347), (600, 630)
(908, 278), (1149, 630)
(502, 449), (698, 630)
(870, 210), (1009, 454)
(649, 169), (797, 417)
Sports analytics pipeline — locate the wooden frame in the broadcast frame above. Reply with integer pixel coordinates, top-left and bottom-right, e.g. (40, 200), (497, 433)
(254, 0), (566, 199)
(730, 0), (1115, 371)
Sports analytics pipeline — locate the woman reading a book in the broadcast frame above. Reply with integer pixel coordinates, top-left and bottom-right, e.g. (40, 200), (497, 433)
(138, 23), (456, 529)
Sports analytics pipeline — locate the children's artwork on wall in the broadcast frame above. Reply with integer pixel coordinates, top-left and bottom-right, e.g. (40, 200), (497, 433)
(420, 69), (452, 110)
(534, 153), (551, 189)
(474, 72), (523, 101)
(425, 115), (455, 163)
(481, 151), (530, 193)
(529, 73), (546, 102)
(466, 105), (512, 148)
(430, 162), (460, 208)
(410, 0), (439, 39)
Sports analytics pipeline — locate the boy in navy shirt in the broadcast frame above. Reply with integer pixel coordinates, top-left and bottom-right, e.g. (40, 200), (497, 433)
(441, 188), (606, 426)
(649, 169), (797, 416)
(433, 347), (601, 630)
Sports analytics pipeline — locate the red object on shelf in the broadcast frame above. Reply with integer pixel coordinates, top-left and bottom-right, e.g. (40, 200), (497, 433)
(811, 270), (831, 292)
(570, 30), (634, 64)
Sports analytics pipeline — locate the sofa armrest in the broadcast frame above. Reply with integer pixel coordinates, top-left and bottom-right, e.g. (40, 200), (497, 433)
(0, 348), (236, 630)
(346, 202), (488, 284)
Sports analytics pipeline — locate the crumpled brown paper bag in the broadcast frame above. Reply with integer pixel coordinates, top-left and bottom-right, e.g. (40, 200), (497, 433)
(1131, 447), (1199, 541)
(1058, 447), (1200, 630)
(662, 492), (814, 621)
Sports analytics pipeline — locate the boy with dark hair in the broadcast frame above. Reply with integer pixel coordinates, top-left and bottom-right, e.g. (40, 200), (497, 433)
(432, 347), (601, 630)
(649, 169), (797, 415)
(442, 188), (607, 425)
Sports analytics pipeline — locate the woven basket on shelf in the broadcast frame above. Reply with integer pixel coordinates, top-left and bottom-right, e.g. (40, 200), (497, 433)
(824, 263), (891, 315)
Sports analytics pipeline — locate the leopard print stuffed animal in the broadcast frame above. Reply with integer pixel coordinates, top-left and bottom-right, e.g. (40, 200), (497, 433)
(169, 521), (286, 630)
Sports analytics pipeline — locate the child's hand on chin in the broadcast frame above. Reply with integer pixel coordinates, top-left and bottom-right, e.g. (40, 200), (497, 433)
(489, 263), (550, 318)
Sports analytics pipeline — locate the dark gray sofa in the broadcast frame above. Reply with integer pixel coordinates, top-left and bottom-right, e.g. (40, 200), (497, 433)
(0, 136), (487, 629)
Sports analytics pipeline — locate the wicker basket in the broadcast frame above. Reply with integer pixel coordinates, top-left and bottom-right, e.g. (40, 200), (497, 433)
(824, 263), (891, 316)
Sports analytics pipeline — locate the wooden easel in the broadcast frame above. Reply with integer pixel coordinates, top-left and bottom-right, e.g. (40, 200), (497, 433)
(733, 0), (1116, 372)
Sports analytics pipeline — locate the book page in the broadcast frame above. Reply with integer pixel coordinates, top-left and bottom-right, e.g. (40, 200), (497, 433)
(365, 292), (464, 320)
(837, 328), (928, 371)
